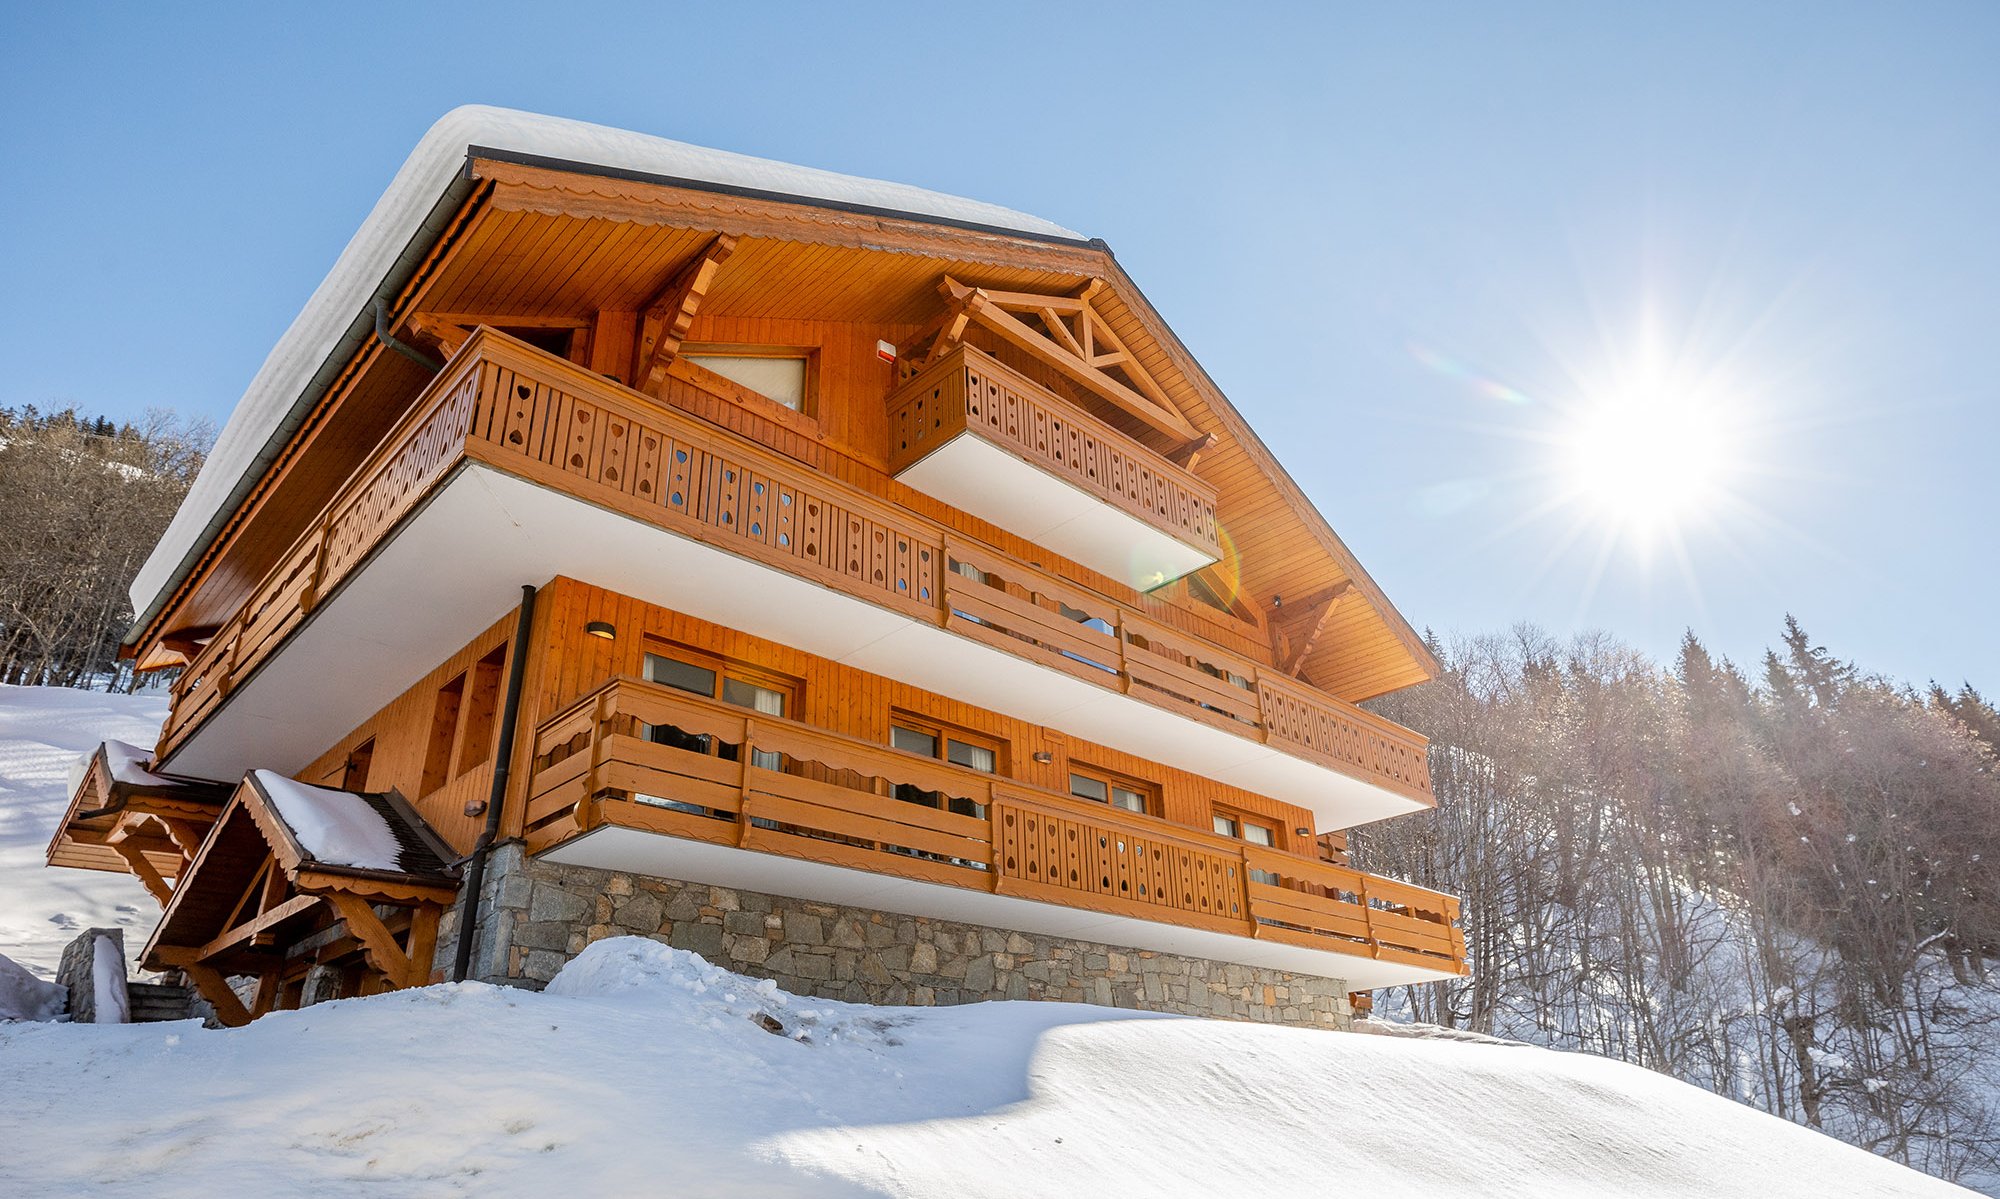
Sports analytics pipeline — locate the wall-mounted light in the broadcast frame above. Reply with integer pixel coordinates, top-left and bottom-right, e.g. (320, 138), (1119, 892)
(585, 621), (617, 640)
(1031, 751), (1054, 765)
(1295, 827), (1312, 838)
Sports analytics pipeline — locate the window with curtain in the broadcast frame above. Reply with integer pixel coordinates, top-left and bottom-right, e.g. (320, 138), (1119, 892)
(638, 650), (799, 812)
(1213, 810), (1281, 883)
(1069, 766), (1153, 816)
(888, 715), (997, 819)
(683, 352), (809, 411)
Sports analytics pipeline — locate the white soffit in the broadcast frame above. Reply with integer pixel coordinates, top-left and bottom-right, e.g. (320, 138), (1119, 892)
(164, 464), (1423, 830)
(895, 433), (1217, 591)
(543, 825), (1460, 991)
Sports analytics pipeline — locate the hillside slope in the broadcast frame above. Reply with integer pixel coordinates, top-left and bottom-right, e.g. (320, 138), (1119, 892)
(0, 938), (1972, 1197)
(0, 683), (165, 974)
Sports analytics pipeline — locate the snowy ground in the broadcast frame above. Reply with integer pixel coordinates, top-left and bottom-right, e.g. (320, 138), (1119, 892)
(0, 937), (1974, 1197)
(0, 683), (166, 976)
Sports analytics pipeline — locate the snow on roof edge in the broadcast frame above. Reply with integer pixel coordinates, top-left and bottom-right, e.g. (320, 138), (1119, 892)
(251, 769), (406, 872)
(128, 105), (1085, 626)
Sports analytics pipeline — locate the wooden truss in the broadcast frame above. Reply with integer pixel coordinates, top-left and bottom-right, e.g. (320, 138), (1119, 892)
(1269, 582), (1356, 678)
(146, 779), (456, 1027)
(917, 276), (1201, 444)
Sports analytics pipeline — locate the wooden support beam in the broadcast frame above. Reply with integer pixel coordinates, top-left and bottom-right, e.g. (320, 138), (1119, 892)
(108, 836), (174, 907)
(404, 904), (442, 987)
(940, 277), (1200, 442)
(906, 299), (975, 369)
(636, 234), (737, 394)
(1167, 432), (1217, 471)
(405, 312), (471, 360)
(181, 962), (252, 1028)
(195, 893), (320, 962)
(1272, 582), (1355, 676)
(153, 816), (209, 863)
(250, 970), (283, 1019)
(327, 892), (415, 989)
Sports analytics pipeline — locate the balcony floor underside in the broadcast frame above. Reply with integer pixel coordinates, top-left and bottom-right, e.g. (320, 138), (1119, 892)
(539, 823), (1459, 991)
(162, 461), (1427, 829)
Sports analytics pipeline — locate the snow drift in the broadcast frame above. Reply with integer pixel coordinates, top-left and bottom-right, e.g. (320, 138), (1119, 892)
(0, 937), (1972, 1197)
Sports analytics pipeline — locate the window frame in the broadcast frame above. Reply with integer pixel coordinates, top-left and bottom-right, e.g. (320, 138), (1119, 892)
(886, 712), (1005, 778)
(640, 641), (802, 774)
(1066, 762), (1156, 817)
(678, 342), (819, 422)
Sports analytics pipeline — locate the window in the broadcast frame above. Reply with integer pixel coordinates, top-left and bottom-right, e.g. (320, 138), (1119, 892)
(456, 646), (506, 775)
(1213, 810), (1281, 884)
(1068, 766), (1152, 816)
(643, 649), (794, 774)
(888, 715), (998, 819)
(420, 673), (466, 796)
(341, 738), (375, 792)
(682, 351), (810, 412)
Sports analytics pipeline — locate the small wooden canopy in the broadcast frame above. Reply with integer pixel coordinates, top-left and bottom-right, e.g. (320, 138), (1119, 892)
(143, 773), (459, 1026)
(46, 741), (232, 903)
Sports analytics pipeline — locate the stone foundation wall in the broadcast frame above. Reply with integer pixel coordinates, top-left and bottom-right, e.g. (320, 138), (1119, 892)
(435, 842), (1352, 1029)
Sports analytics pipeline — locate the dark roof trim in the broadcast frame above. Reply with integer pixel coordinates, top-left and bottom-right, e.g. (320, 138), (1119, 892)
(466, 145), (1106, 250)
(124, 173), (484, 646)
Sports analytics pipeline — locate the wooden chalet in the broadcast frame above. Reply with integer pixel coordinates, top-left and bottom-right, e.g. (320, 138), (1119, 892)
(49, 107), (1465, 1021)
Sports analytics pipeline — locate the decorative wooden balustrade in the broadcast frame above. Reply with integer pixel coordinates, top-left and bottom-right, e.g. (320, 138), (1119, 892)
(887, 343), (1220, 557)
(525, 677), (1466, 974)
(159, 330), (1429, 812)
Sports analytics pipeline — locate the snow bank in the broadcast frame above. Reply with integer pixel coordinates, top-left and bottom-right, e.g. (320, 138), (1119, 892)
(252, 770), (403, 871)
(130, 105), (1085, 625)
(0, 952), (65, 1022)
(0, 684), (166, 975)
(0, 937), (1972, 1197)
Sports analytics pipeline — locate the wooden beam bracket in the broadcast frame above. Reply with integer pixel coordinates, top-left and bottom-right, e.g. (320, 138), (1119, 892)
(636, 234), (738, 394)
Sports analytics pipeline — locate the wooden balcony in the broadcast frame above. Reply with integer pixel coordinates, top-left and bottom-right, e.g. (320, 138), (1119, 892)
(526, 677), (1466, 985)
(159, 329), (1430, 823)
(888, 344), (1219, 589)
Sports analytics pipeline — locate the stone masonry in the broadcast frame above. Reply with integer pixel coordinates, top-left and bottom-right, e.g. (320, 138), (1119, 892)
(434, 842), (1352, 1028)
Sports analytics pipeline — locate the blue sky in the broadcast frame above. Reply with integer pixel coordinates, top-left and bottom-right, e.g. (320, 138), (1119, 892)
(4, 2), (1994, 690)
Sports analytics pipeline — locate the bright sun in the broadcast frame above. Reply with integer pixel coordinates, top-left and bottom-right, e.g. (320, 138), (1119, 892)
(1562, 384), (1728, 534)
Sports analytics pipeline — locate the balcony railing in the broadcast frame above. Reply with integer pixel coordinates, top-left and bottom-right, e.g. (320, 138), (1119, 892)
(887, 343), (1220, 559)
(160, 330), (1430, 811)
(526, 677), (1466, 974)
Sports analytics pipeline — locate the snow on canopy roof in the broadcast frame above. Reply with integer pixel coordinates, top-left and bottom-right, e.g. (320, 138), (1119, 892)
(128, 105), (1085, 627)
(249, 769), (449, 876)
(63, 739), (187, 801)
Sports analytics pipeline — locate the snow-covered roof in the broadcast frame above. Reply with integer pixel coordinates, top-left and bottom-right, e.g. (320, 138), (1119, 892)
(128, 106), (1085, 630)
(63, 739), (199, 802)
(249, 770), (452, 880)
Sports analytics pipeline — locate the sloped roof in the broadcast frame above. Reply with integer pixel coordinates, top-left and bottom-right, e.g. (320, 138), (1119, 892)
(129, 106), (1084, 628)
(243, 772), (455, 882)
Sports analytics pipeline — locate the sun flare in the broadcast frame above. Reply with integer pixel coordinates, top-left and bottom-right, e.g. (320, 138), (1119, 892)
(1562, 383), (1729, 535)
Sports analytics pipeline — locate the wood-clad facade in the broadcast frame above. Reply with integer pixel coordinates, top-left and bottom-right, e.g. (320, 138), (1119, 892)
(50, 114), (1465, 1019)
